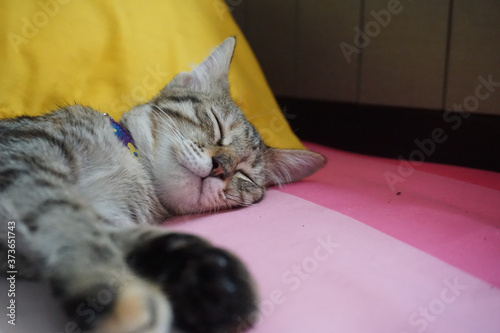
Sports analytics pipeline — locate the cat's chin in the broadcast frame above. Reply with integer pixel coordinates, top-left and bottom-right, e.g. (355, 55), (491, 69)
(160, 166), (228, 216)
(198, 176), (227, 211)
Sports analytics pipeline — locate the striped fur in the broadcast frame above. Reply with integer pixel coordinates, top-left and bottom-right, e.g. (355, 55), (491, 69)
(0, 37), (324, 332)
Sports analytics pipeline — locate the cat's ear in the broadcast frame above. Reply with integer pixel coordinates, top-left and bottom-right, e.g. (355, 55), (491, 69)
(169, 37), (236, 92)
(264, 147), (326, 186)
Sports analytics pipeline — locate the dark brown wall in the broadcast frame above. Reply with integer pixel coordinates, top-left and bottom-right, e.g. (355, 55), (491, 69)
(230, 0), (500, 115)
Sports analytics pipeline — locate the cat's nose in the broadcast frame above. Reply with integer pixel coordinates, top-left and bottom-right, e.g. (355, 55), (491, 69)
(210, 156), (228, 180)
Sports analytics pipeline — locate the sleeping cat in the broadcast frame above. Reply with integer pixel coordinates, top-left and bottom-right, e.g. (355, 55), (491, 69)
(0, 37), (325, 333)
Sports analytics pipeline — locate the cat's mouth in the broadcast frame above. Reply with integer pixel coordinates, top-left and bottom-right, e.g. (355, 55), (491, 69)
(178, 163), (204, 185)
(173, 164), (213, 204)
(174, 163), (224, 210)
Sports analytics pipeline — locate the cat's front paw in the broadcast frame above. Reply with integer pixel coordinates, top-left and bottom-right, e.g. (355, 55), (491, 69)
(126, 233), (258, 333)
(55, 274), (172, 333)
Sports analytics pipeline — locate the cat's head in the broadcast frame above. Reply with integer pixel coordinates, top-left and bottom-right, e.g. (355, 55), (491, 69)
(124, 37), (325, 215)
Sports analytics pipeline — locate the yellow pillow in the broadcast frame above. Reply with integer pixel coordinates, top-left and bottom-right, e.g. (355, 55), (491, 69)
(0, 0), (303, 149)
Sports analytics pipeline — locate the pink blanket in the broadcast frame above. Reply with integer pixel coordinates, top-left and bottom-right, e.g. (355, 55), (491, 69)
(1, 143), (498, 332)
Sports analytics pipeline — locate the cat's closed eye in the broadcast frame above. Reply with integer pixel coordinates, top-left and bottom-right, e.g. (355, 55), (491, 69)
(236, 170), (256, 184)
(210, 107), (224, 145)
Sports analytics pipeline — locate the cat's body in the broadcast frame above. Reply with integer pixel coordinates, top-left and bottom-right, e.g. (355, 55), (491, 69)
(1, 106), (166, 227)
(0, 38), (325, 333)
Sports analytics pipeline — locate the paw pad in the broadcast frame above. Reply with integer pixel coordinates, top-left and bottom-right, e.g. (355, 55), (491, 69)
(127, 233), (258, 333)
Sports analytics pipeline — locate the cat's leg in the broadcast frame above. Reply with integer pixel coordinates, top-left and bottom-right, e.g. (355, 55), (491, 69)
(0, 123), (172, 332)
(31, 209), (174, 333)
(1, 192), (173, 333)
(110, 227), (259, 333)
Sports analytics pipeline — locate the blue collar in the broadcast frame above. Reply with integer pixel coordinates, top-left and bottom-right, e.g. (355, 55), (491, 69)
(105, 114), (139, 158)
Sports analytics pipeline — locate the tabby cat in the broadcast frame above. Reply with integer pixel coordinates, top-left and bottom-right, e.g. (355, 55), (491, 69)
(0, 37), (325, 333)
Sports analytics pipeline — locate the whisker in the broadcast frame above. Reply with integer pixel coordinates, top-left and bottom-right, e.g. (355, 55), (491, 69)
(244, 111), (274, 122)
(150, 106), (186, 144)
